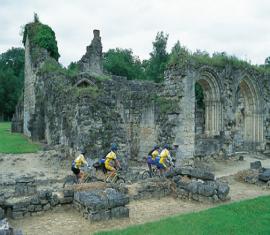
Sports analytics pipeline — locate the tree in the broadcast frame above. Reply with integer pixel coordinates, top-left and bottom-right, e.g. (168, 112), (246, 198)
(265, 57), (270, 66)
(103, 48), (145, 80)
(145, 31), (169, 82)
(0, 48), (25, 121)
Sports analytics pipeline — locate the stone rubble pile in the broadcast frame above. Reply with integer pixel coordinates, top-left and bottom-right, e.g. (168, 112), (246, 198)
(73, 188), (129, 221)
(129, 167), (230, 203)
(240, 161), (270, 186)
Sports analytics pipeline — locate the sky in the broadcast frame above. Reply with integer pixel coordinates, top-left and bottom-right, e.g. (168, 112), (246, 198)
(0, 0), (270, 67)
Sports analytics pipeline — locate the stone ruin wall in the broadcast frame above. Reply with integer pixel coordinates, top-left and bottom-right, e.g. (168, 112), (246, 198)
(12, 27), (270, 163)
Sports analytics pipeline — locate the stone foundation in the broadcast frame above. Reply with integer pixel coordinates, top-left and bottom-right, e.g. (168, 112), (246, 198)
(73, 188), (129, 221)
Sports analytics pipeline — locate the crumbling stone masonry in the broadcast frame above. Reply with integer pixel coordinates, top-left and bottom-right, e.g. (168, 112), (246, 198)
(12, 20), (270, 163)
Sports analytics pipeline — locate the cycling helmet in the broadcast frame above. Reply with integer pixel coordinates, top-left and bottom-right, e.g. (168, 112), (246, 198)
(153, 144), (159, 150)
(164, 144), (169, 149)
(111, 143), (118, 151)
(80, 148), (86, 154)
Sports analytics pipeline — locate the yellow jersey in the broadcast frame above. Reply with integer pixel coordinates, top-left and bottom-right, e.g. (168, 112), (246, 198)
(105, 151), (116, 166)
(151, 150), (159, 160)
(74, 154), (87, 169)
(159, 149), (170, 164)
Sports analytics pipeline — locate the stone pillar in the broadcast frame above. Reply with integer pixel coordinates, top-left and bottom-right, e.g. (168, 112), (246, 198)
(23, 36), (36, 137)
(174, 72), (195, 160)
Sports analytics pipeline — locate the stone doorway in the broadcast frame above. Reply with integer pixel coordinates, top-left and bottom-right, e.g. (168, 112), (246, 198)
(234, 77), (264, 151)
(194, 71), (222, 156)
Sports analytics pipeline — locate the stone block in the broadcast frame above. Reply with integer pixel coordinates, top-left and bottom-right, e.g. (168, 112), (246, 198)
(88, 210), (111, 221)
(0, 208), (4, 220)
(49, 195), (59, 206)
(43, 204), (50, 211)
(250, 161), (262, 170)
(63, 190), (74, 198)
(217, 183), (230, 200)
(111, 206), (129, 218)
(59, 197), (73, 204)
(30, 196), (40, 205)
(28, 205), (35, 212)
(259, 169), (270, 182)
(11, 211), (24, 219)
(34, 205), (42, 212)
(189, 169), (215, 180)
(197, 184), (215, 197)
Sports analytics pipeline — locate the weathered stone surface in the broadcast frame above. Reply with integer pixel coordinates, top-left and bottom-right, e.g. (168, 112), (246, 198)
(250, 161), (262, 170)
(189, 169), (215, 181)
(0, 208), (4, 220)
(217, 182), (230, 200)
(110, 206), (129, 218)
(259, 169), (270, 182)
(197, 183), (215, 197)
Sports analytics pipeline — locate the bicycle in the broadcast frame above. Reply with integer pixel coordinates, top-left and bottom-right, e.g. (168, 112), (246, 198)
(141, 158), (176, 180)
(104, 169), (125, 184)
(63, 167), (101, 188)
(141, 166), (160, 180)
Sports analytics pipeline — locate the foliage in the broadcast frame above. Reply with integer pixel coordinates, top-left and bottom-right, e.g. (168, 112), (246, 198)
(74, 86), (100, 99)
(265, 56), (270, 66)
(167, 42), (270, 74)
(195, 83), (204, 109)
(66, 62), (79, 77)
(155, 96), (179, 114)
(23, 14), (60, 61)
(0, 122), (40, 153)
(96, 195), (270, 235)
(103, 48), (144, 80)
(144, 31), (169, 82)
(38, 57), (65, 75)
(0, 48), (25, 120)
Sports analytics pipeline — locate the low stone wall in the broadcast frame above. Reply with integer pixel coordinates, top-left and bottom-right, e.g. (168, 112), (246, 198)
(128, 167), (230, 203)
(73, 188), (129, 221)
(14, 177), (37, 196)
(236, 161), (270, 188)
(2, 190), (73, 219)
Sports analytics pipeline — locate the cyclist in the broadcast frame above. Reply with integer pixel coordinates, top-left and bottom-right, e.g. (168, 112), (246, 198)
(104, 143), (121, 180)
(147, 144), (160, 177)
(158, 144), (174, 175)
(71, 148), (89, 183)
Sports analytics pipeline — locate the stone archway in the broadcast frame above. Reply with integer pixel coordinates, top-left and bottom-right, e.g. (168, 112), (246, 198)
(234, 76), (264, 150)
(195, 70), (222, 138)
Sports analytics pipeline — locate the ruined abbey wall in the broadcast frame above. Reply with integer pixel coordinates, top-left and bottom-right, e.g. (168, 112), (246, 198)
(12, 26), (270, 163)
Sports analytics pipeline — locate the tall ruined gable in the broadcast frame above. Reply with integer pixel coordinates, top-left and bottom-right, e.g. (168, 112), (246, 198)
(78, 29), (103, 75)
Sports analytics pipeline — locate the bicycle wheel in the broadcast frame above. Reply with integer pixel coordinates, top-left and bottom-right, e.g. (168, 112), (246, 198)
(141, 170), (151, 180)
(152, 168), (161, 178)
(115, 176), (125, 184)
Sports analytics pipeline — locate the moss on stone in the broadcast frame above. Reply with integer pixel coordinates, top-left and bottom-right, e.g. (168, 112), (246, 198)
(38, 58), (65, 75)
(23, 21), (60, 61)
(155, 96), (179, 114)
(74, 86), (100, 99)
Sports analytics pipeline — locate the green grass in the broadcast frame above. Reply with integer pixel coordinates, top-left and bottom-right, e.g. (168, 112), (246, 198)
(96, 196), (270, 235)
(0, 122), (40, 153)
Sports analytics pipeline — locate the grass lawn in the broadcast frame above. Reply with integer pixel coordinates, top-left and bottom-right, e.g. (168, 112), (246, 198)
(0, 122), (40, 153)
(96, 196), (270, 235)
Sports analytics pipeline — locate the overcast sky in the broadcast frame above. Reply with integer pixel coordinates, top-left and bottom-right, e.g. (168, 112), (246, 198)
(1, 0), (270, 66)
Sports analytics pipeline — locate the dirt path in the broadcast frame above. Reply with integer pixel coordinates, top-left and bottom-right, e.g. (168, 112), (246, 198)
(7, 153), (270, 234)
(10, 177), (270, 235)
(213, 153), (270, 178)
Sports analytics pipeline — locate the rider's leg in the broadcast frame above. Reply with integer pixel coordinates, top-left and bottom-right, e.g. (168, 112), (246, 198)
(147, 156), (154, 177)
(105, 165), (116, 182)
(78, 171), (84, 183)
